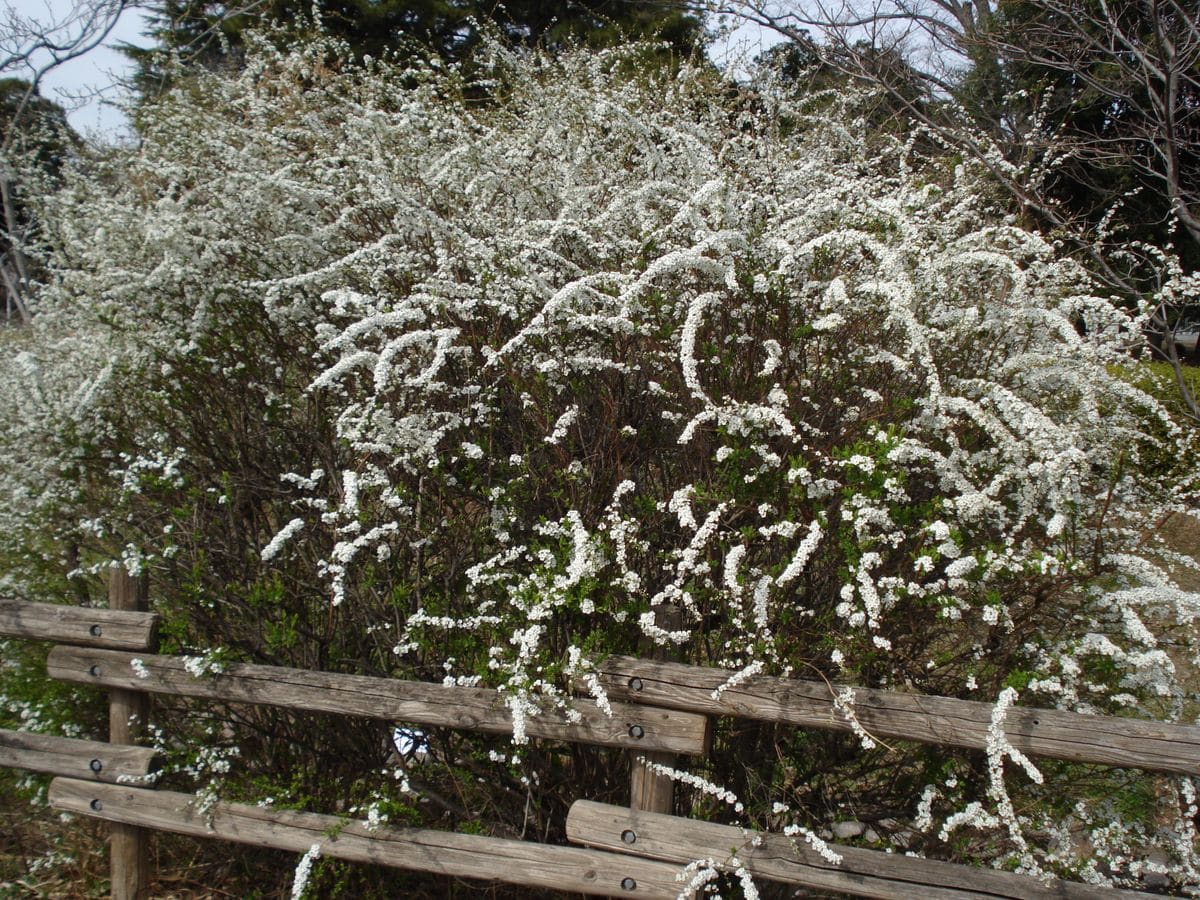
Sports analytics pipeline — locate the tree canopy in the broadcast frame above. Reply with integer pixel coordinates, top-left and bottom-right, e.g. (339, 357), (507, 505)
(124, 0), (705, 96)
(962, 0), (1199, 263)
(722, 0), (1200, 413)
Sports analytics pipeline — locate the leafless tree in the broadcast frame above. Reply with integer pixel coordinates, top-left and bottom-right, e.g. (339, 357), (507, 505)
(0, 0), (134, 322)
(706, 0), (1200, 418)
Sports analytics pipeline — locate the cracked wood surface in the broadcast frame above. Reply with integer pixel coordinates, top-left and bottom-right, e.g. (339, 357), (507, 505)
(0, 728), (158, 784)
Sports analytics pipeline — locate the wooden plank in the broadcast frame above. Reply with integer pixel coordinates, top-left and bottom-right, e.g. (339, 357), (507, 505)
(631, 750), (676, 814)
(586, 656), (1200, 774)
(0, 598), (158, 650)
(48, 647), (709, 755)
(108, 569), (150, 900)
(566, 801), (1148, 900)
(0, 728), (158, 783)
(50, 779), (686, 898)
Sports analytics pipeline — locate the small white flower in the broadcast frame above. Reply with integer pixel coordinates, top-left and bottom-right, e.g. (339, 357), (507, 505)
(812, 313), (845, 331)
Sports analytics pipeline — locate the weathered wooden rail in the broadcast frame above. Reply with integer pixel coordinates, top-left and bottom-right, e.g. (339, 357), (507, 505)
(0, 729), (157, 783)
(561, 657), (1200, 898)
(51, 779), (686, 898)
(0, 597), (158, 650)
(584, 655), (1200, 774)
(0, 588), (708, 898)
(566, 801), (1150, 900)
(1, 585), (161, 897)
(3, 589), (1193, 898)
(46, 646), (706, 754)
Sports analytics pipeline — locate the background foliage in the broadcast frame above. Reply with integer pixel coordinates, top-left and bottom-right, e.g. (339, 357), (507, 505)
(122, 0), (705, 96)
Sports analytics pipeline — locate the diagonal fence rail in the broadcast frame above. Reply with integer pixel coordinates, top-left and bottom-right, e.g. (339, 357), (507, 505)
(566, 800), (1149, 900)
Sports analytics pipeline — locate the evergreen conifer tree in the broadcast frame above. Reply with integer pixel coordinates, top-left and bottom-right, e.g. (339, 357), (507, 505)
(124, 0), (704, 99)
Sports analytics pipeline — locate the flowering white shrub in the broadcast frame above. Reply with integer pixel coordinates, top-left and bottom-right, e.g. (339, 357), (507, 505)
(2, 33), (1199, 893)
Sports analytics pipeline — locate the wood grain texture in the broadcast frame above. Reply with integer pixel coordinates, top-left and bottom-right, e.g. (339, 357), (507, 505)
(50, 779), (687, 898)
(0, 598), (158, 650)
(587, 656), (1200, 774)
(566, 801), (1148, 900)
(0, 729), (158, 783)
(107, 569), (150, 900)
(48, 647), (709, 755)
(630, 750), (676, 815)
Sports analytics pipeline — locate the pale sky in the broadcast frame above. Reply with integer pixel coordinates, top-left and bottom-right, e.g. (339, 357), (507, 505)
(710, 12), (785, 80)
(12, 0), (150, 140)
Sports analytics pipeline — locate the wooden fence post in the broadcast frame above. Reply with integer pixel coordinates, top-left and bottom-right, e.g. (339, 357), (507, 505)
(630, 603), (680, 815)
(107, 567), (150, 900)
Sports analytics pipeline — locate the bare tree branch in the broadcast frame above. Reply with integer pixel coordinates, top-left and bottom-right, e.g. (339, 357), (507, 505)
(707, 0), (1200, 419)
(0, 0), (136, 322)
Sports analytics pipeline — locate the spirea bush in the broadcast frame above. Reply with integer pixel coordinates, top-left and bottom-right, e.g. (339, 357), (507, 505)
(3, 34), (1199, 894)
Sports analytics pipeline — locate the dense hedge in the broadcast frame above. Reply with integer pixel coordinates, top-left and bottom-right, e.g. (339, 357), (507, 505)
(2, 35), (1198, 895)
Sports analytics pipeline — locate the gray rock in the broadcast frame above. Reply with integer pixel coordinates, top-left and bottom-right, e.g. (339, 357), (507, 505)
(1143, 872), (1169, 890)
(832, 821), (865, 839)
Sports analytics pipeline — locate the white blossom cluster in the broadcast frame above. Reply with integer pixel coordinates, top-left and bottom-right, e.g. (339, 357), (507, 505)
(290, 843), (322, 900)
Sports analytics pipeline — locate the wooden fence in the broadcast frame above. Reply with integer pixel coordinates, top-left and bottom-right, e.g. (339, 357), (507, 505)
(2, 584), (1195, 899)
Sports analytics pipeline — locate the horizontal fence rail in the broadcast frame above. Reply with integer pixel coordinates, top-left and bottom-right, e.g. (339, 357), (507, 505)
(0, 728), (158, 784)
(585, 656), (1200, 774)
(51, 779), (685, 899)
(48, 647), (710, 755)
(0, 599), (158, 650)
(566, 801), (1147, 900)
